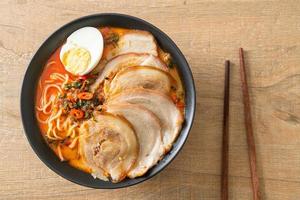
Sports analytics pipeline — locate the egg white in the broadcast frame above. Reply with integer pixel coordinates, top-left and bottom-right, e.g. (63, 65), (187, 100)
(60, 27), (104, 75)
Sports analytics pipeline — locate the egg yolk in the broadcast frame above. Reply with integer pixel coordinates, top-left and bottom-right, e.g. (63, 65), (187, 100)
(62, 47), (91, 75)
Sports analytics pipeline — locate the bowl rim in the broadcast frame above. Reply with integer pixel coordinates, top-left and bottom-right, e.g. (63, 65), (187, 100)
(20, 13), (196, 189)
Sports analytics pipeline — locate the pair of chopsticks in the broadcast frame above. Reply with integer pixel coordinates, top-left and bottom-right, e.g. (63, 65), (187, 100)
(221, 48), (260, 200)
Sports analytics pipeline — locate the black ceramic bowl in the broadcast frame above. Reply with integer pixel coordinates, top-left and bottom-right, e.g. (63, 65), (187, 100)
(21, 13), (196, 189)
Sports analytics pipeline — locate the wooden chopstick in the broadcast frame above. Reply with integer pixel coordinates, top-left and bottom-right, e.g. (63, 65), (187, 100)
(239, 48), (261, 200)
(221, 60), (230, 200)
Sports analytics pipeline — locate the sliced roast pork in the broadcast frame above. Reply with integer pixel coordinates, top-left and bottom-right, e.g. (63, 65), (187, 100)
(93, 30), (159, 73)
(106, 30), (158, 59)
(105, 104), (164, 178)
(104, 66), (177, 96)
(108, 89), (184, 152)
(91, 53), (168, 92)
(79, 112), (139, 182)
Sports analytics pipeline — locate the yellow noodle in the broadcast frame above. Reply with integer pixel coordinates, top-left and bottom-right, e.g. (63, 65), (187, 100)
(46, 121), (57, 140)
(46, 121), (53, 134)
(67, 124), (78, 137)
(50, 73), (66, 81)
(56, 117), (63, 131)
(52, 127), (63, 140)
(70, 129), (76, 138)
(36, 105), (43, 112)
(43, 84), (62, 104)
(36, 71), (82, 161)
(57, 145), (65, 161)
(62, 117), (71, 130)
(46, 130), (61, 140)
(48, 108), (62, 123)
(62, 74), (69, 86)
(42, 95), (55, 115)
(45, 61), (56, 69)
(68, 137), (78, 149)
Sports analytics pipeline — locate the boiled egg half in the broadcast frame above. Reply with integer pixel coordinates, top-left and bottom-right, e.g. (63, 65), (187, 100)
(60, 27), (104, 75)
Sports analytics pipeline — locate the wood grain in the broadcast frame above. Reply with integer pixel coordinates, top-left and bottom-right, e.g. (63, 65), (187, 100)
(0, 0), (300, 199)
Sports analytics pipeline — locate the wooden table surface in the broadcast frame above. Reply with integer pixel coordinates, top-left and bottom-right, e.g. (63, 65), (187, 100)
(1, 0), (300, 199)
